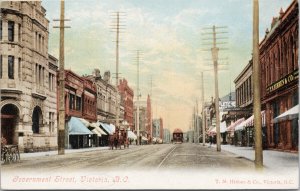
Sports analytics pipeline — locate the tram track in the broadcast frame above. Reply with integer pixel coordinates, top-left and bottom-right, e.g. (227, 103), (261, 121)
(156, 145), (177, 170)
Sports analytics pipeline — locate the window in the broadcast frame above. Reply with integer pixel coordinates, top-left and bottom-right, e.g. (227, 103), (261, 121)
(8, 21), (14, 42)
(76, 96), (81, 111)
(49, 112), (55, 133)
(18, 24), (21, 42)
(8, 56), (14, 79)
(69, 93), (75, 110)
(18, 58), (21, 79)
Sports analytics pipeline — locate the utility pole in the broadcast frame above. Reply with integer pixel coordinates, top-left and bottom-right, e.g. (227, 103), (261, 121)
(253, 0), (263, 169)
(202, 25), (228, 152)
(136, 50), (141, 145)
(201, 72), (205, 146)
(111, 12), (125, 131)
(53, 0), (70, 155)
(150, 76), (153, 142)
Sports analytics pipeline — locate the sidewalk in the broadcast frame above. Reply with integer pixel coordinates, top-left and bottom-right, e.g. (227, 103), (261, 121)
(208, 144), (299, 170)
(20, 146), (111, 159)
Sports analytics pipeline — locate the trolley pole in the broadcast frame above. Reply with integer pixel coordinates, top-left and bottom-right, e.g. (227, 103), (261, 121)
(115, 12), (120, 131)
(253, 0), (263, 169)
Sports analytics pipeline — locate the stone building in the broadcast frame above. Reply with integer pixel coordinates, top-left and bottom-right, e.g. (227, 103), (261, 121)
(133, 101), (148, 137)
(0, 1), (58, 152)
(152, 118), (163, 139)
(86, 69), (123, 124)
(118, 78), (134, 130)
(260, 0), (298, 151)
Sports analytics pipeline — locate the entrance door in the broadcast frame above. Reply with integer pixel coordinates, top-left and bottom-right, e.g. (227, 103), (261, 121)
(1, 104), (19, 144)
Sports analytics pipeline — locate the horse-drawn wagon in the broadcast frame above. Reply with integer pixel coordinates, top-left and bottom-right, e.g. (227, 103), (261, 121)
(109, 128), (129, 150)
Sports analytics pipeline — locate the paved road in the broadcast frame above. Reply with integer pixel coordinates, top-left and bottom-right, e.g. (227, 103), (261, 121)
(2, 143), (298, 190)
(2, 143), (254, 173)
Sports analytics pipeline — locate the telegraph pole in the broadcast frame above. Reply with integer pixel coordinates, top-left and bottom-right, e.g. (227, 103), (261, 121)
(111, 12), (125, 131)
(136, 50), (141, 145)
(201, 72), (205, 146)
(253, 0), (263, 169)
(150, 76), (153, 142)
(53, 0), (70, 155)
(202, 26), (228, 152)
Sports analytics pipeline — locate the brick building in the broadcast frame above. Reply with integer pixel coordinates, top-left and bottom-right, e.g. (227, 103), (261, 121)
(0, 1), (58, 152)
(118, 78), (134, 130)
(260, 0), (298, 151)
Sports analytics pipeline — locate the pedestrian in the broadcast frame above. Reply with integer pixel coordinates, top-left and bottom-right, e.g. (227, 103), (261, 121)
(209, 135), (213, 147)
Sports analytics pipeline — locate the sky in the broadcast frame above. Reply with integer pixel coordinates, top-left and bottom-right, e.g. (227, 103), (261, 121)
(42, 0), (293, 133)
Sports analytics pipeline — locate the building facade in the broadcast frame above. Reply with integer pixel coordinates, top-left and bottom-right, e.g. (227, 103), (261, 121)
(260, 0), (298, 151)
(86, 69), (123, 124)
(118, 78), (134, 130)
(0, 2), (58, 152)
(235, 60), (253, 109)
(133, 101), (148, 137)
(163, 128), (171, 143)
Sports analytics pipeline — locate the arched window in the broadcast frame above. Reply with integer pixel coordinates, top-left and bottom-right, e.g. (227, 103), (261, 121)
(32, 106), (42, 134)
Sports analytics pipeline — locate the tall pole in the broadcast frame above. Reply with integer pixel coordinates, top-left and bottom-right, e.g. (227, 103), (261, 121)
(115, 12), (120, 131)
(136, 50), (140, 145)
(58, 0), (65, 155)
(201, 72), (205, 146)
(253, 0), (263, 169)
(212, 25), (221, 152)
(150, 76), (153, 142)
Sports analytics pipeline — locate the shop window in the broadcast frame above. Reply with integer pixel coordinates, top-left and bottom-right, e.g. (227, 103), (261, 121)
(8, 56), (14, 79)
(8, 21), (14, 42)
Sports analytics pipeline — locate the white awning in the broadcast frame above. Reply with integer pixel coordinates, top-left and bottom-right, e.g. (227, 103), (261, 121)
(78, 118), (91, 127)
(92, 128), (101, 137)
(273, 105), (299, 123)
(127, 131), (137, 140)
(90, 122), (107, 136)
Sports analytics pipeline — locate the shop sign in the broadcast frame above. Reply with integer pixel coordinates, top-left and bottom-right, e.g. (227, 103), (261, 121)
(266, 70), (298, 93)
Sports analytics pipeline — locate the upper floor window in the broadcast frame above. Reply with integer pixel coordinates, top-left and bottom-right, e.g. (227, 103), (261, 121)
(8, 56), (14, 79)
(8, 21), (14, 42)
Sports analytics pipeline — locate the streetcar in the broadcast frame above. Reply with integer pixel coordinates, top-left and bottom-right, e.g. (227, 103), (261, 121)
(172, 128), (183, 144)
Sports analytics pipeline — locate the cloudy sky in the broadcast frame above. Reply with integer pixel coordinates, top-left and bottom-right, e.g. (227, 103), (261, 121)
(42, 0), (292, 132)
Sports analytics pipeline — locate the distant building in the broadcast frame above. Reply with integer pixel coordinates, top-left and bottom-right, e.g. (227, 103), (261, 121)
(152, 118), (163, 139)
(163, 128), (171, 143)
(118, 78), (134, 130)
(146, 95), (152, 139)
(133, 103), (147, 137)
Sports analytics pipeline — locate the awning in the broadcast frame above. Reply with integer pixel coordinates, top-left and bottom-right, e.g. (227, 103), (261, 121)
(68, 117), (93, 135)
(127, 130), (137, 140)
(273, 105), (299, 123)
(99, 122), (113, 135)
(78, 118), (91, 128)
(236, 111), (266, 131)
(141, 136), (148, 141)
(109, 124), (116, 133)
(227, 118), (244, 131)
(92, 129), (102, 137)
(90, 122), (107, 135)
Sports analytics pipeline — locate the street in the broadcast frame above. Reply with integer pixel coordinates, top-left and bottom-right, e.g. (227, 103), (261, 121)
(2, 143), (298, 190)
(1, 143), (254, 172)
